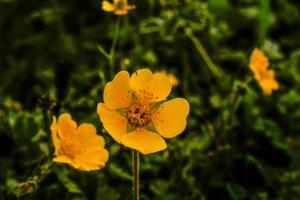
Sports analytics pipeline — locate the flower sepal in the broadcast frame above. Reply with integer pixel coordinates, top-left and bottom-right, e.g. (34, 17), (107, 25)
(127, 123), (138, 133)
(143, 122), (158, 134)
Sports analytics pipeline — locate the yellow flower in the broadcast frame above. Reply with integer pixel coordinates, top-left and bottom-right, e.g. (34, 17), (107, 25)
(102, 0), (135, 15)
(154, 71), (179, 87)
(249, 48), (269, 80)
(50, 113), (109, 171)
(249, 48), (279, 96)
(258, 70), (279, 96)
(97, 69), (189, 154)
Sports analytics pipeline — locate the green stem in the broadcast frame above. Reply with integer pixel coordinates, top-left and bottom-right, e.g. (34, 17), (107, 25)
(109, 16), (121, 77)
(42, 109), (49, 133)
(16, 160), (53, 198)
(49, 0), (69, 52)
(258, 0), (270, 46)
(218, 78), (250, 146)
(184, 27), (222, 79)
(132, 150), (140, 200)
(42, 108), (53, 151)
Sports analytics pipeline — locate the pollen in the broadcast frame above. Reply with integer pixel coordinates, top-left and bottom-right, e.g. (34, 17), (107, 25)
(126, 90), (155, 127)
(126, 102), (152, 127)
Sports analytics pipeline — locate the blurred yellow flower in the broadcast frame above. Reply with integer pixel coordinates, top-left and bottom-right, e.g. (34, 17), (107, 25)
(97, 69), (189, 154)
(154, 71), (179, 87)
(257, 70), (279, 96)
(249, 48), (279, 96)
(102, 0), (135, 15)
(50, 113), (109, 171)
(249, 48), (269, 79)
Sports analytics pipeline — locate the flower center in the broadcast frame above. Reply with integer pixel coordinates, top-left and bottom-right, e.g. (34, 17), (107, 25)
(61, 139), (82, 158)
(126, 90), (156, 128)
(126, 102), (152, 127)
(116, 0), (125, 9)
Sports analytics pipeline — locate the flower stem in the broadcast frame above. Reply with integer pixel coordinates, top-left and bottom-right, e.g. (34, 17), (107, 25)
(218, 78), (251, 146)
(109, 16), (121, 78)
(49, 0), (70, 53)
(42, 109), (49, 134)
(132, 150), (140, 200)
(184, 27), (222, 79)
(16, 160), (53, 198)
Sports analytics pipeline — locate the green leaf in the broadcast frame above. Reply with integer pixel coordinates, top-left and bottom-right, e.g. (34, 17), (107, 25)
(55, 169), (82, 194)
(258, 0), (270, 45)
(226, 183), (246, 200)
(97, 44), (110, 59)
(109, 163), (132, 181)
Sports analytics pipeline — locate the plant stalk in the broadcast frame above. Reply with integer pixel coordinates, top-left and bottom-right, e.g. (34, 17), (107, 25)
(184, 27), (222, 79)
(109, 16), (121, 77)
(132, 150), (140, 200)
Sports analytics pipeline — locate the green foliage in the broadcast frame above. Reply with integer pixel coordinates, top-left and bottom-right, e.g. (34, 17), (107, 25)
(1, 0), (300, 199)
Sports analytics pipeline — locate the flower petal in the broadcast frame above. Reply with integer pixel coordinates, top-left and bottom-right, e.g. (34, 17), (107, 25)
(126, 4), (136, 10)
(102, 1), (115, 12)
(97, 103), (128, 143)
(160, 72), (179, 87)
(152, 98), (189, 138)
(53, 155), (80, 169)
(114, 9), (128, 15)
(57, 113), (77, 139)
(115, 0), (127, 4)
(259, 79), (279, 96)
(76, 123), (105, 148)
(76, 149), (109, 171)
(130, 68), (153, 92)
(121, 128), (167, 154)
(104, 71), (131, 110)
(130, 69), (172, 102)
(263, 69), (275, 79)
(50, 116), (60, 155)
(146, 72), (172, 102)
(249, 48), (269, 73)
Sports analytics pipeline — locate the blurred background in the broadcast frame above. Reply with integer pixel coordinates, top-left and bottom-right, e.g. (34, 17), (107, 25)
(1, 0), (300, 199)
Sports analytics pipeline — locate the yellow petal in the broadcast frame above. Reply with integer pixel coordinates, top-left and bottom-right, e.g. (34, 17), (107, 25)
(97, 103), (128, 143)
(154, 71), (179, 87)
(257, 69), (279, 96)
(152, 98), (189, 138)
(53, 155), (80, 169)
(121, 128), (167, 154)
(146, 72), (172, 102)
(76, 123), (105, 148)
(114, 9), (128, 15)
(76, 149), (109, 171)
(253, 70), (263, 81)
(126, 4), (136, 10)
(50, 116), (60, 155)
(104, 71), (131, 110)
(249, 48), (269, 73)
(102, 1), (115, 12)
(57, 113), (77, 139)
(130, 69), (172, 102)
(111, 0), (135, 15)
(259, 78), (279, 96)
(130, 68), (153, 92)
(114, 0), (127, 4)
(263, 69), (275, 79)
(167, 74), (179, 87)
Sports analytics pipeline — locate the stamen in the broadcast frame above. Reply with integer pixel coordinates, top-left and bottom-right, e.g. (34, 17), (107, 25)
(126, 90), (155, 127)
